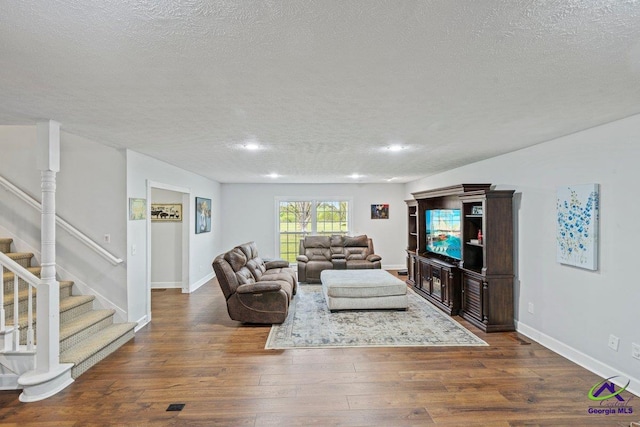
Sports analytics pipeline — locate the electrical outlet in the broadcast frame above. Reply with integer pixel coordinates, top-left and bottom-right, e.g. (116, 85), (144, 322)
(632, 343), (640, 360)
(608, 334), (620, 351)
(528, 302), (534, 314)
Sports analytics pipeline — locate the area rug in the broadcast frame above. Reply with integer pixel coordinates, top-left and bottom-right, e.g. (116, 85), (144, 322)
(265, 284), (488, 349)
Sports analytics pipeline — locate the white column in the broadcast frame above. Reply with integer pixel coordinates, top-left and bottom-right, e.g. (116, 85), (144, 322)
(17, 121), (73, 402)
(36, 120), (61, 373)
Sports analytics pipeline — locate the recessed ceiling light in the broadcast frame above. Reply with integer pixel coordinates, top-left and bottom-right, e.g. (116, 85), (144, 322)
(386, 144), (406, 152)
(267, 173), (280, 179)
(386, 177), (398, 181)
(349, 173), (363, 179)
(243, 142), (261, 150)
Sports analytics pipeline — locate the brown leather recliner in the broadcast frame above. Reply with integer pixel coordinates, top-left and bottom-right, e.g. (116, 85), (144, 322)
(296, 234), (382, 283)
(212, 242), (297, 324)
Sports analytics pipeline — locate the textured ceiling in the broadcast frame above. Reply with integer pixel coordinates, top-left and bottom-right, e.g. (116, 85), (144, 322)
(1, 1), (640, 183)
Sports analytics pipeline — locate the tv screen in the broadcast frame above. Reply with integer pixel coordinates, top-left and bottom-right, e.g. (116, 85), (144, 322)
(426, 209), (461, 260)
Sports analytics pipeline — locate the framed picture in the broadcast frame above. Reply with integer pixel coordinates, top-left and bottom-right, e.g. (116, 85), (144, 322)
(371, 204), (389, 219)
(556, 183), (599, 270)
(129, 198), (146, 220)
(195, 197), (212, 234)
(471, 205), (483, 215)
(151, 203), (182, 222)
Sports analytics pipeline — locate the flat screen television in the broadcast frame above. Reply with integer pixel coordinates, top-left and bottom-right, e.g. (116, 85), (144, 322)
(425, 209), (461, 260)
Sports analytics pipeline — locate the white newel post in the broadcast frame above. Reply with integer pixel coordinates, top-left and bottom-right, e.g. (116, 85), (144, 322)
(18, 120), (73, 402)
(36, 120), (61, 373)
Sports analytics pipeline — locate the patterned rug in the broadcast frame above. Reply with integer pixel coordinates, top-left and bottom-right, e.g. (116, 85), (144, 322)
(265, 284), (488, 349)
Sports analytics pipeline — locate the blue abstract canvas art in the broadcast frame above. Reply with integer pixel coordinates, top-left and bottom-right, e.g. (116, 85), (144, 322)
(556, 183), (599, 270)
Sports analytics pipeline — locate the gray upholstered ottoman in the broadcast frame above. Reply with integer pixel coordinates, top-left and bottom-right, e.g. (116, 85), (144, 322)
(320, 270), (408, 311)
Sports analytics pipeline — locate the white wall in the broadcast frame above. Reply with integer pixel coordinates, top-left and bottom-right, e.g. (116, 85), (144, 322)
(150, 188), (182, 288)
(126, 150), (222, 325)
(221, 183), (407, 268)
(1, 125), (128, 320)
(405, 114), (640, 394)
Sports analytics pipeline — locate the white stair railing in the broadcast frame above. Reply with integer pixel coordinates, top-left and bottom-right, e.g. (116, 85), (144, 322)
(0, 175), (123, 265)
(0, 252), (39, 351)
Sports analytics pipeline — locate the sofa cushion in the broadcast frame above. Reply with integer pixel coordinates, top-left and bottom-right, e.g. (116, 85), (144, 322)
(263, 270), (294, 285)
(304, 235), (331, 248)
(235, 266), (255, 285)
(344, 235), (368, 247)
(246, 257), (267, 280)
(225, 248), (247, 271)
(345, 247), (370, 260)
(305, 247), (331, 261)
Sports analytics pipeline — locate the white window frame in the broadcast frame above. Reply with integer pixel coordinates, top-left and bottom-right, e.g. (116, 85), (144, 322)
(275, 196), (353, 263)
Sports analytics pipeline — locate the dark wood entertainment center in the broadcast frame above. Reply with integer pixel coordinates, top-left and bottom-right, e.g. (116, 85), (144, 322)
(406, 184), (515, 332)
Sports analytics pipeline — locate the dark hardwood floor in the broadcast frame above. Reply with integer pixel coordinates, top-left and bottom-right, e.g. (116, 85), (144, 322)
(0, 271), (637, 426)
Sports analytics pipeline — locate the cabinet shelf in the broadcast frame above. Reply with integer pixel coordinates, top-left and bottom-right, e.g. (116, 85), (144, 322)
(465, 214), (483, 218)
(466, 241), (483, 247)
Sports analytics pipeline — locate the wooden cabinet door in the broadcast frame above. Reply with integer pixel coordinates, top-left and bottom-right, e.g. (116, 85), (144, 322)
(420, 260), (432, 294)
(461, 272), (483, 322)
(430, 264), (444, 303)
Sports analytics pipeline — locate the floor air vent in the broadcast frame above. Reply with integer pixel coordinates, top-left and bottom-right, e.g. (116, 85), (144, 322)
(166, 403), (186, 412)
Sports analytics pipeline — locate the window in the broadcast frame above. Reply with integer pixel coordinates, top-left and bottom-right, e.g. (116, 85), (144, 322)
(277, 199), (351, 263)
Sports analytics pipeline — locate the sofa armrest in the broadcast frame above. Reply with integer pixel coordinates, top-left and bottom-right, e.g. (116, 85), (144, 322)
(296, 255), (309, 263)
(236, 282), (282, 294)
(265, 259), (289, 269)
(366, 254), (382, 262)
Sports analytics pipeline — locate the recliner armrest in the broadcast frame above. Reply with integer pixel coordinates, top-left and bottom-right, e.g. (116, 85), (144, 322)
(236, 282), (282, 294)
(296, 255), (309, 263)
(265, 259), (289, 269)
(331, 254), (346, 259)
(366, 254), (382, 262)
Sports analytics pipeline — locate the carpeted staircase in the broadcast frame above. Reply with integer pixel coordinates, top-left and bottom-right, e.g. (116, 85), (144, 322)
(1, 236), (136, 379)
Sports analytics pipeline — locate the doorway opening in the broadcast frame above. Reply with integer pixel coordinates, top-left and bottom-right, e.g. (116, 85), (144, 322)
(146, 181), (190, 323)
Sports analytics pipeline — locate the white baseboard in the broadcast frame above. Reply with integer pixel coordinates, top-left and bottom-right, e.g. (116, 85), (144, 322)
(516, 320), (640, 397)
(134, 315), (149, 332)
(383, 264), (407, 270)
(151, 281), (182, 289)
(187, 271), (214, 293)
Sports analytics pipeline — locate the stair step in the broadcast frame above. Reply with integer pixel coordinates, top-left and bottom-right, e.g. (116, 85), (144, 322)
(60, 322), (136, 378)
(59, 280), (74, 298)
(60, 309), (115, 353)
(3, 266), (42, 282)
(0, 238), (12, 253)
(60, 295), (95, 323)
(3, 252), (34, 269)
(3, 281), (73, 313)
(6, 292), (92, 329)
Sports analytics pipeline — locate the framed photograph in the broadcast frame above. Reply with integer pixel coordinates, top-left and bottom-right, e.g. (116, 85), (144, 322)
(471, 205), (483, 215)
(129, 198), (146, 220)
(151, 203), (182, 222)
(556, 183), (599, 270)
(195, 197), (212, 234)
(371, 204), (389, 219)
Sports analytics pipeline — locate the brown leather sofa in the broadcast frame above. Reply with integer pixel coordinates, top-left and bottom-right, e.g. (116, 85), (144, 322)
(296, 235), (382, 283)
(212, 241), (297, 324)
